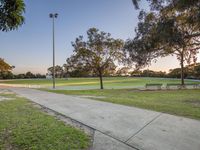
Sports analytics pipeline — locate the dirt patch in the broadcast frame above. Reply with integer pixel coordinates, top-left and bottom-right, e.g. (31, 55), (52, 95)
(185, 100), (200, 107)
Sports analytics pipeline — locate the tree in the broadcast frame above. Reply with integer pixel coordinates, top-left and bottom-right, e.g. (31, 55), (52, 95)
(131, 69), (142, 77)
(67, 28), (124, 89)
(167, 63), (200, 79)
(194, 63), (200, 79)
(0, 58), (12, 72)
(131, 0), (200, 46)
(116, 67), (130, 76)
(103, 62), (117, 77)
(0, 0), (25, 31)
(0, 58), (13, 79)
(168, 68), (182, 78)
(63, 57), (93, 77)
(25, 71), (35, 78)
(48, 65), (64, 78)
(125, 3), (200, 85)
(35, 73), (46, 78)
(0, 71), (14, 79)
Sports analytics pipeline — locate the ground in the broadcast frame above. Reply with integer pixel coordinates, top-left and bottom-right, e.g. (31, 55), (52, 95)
(1, 77), (200, 119)
(46, 89), (200, 120)
(0, 90), (91, 150)
(10, 88), (200, 150)
(0, 77), (199, 89)
(1, 77), (200, 149)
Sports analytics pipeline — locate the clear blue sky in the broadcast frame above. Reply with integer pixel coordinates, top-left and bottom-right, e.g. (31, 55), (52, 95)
(1, 0), (199, 74)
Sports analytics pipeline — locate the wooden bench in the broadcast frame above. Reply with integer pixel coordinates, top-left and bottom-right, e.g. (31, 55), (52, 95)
(166, 83), (199, 89)
(166, 84), (183, 89)
(184, 83), (199, 89)
(145, 84), (163, 90)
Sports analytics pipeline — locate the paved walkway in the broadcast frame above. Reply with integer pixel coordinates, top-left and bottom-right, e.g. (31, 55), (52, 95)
(9, 88), (200, 150)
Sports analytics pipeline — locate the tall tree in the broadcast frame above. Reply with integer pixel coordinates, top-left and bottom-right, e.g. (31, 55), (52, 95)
(0, 0), (25, 31)
(68, 28), (124, 89)
(125, 2), (200, 85)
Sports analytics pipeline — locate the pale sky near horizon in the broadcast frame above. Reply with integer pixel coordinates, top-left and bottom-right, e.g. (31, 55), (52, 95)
(1, 0), (200, 74)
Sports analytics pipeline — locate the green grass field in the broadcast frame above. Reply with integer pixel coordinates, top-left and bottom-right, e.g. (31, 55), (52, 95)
(0, 93), (91, 150)
(0, 77), (199, 90)
(1, 77), (200, 120)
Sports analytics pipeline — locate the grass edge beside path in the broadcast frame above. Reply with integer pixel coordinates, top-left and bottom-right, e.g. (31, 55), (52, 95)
(0, 93), (91, 150)
(43, 88), (200, 120)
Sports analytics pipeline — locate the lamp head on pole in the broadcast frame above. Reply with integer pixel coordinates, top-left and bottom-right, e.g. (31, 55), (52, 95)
(49, 13), (53, 18)
(49, 13), (58, 18)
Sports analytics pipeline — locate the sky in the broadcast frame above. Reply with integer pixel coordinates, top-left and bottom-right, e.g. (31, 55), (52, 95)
(1, 0), (200, 74)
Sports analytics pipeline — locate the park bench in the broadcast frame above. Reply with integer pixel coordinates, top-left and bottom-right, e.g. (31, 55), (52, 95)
(166, 83), (199, 89)
(184, 83), (199, 89)
(166, 84), (183, 89)
(145, 83), (163, 90)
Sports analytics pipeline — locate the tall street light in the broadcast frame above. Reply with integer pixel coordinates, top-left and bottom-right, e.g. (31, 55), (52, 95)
(49, 13), (58, 89)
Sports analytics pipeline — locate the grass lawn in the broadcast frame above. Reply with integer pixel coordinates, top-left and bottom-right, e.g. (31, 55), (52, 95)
(45, 89), (200, 120)
(0, 77), (199, 89)
(0, 92), (91, 150)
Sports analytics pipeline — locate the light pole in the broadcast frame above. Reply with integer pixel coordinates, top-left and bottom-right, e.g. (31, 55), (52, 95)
(49, 13), (58, 89)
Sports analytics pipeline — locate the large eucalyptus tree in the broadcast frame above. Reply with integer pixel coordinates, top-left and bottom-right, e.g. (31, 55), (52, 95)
(67, 28), (124, 89)
(126, 0), (200, 85)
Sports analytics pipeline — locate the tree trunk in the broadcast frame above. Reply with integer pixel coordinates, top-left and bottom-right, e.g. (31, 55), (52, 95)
(99, 71), (104, 89)
(180, 52), (185, 86)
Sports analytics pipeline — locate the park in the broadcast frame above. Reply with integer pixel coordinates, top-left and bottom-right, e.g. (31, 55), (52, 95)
(1, 0), (200, 150)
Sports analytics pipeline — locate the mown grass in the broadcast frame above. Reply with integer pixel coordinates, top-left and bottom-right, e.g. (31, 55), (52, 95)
(45, 89), (200, 120)
(0, 93), (91, 150)
(0, 77), (199, 89)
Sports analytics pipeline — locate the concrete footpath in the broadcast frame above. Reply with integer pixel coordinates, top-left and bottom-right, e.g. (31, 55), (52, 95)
(9, 88), (200, 150)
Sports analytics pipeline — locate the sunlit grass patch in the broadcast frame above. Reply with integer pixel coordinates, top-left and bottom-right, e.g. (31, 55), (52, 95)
(0, 94), (91, 150)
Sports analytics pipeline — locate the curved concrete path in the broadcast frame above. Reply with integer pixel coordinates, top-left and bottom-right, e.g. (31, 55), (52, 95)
(9, 88), (200, 150)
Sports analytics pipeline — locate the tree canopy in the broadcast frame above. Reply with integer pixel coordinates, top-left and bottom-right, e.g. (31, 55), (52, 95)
(0, 58), (12, 72)
(126, 0), (200, 85)
(0, 0), (25, 31)
(67, 28), (124, 89)
(47, 65), (64, 78)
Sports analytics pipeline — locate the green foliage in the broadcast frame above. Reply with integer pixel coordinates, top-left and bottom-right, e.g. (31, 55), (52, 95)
(0, 58), (13, 79)
(0, 0), (25, 31)
(168, 63), (200, 79)
(0, 94), (91, 149)
(67, 28), (124, 89)
(47, 65), (64, 78)
(126, 0), (200, 85)
(132, 0), (140, 9)
(194, 64), (200, 78)
(0, 71), (14, 79)
(116, 67), (130, 76)
(0, 58), (12, 72)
